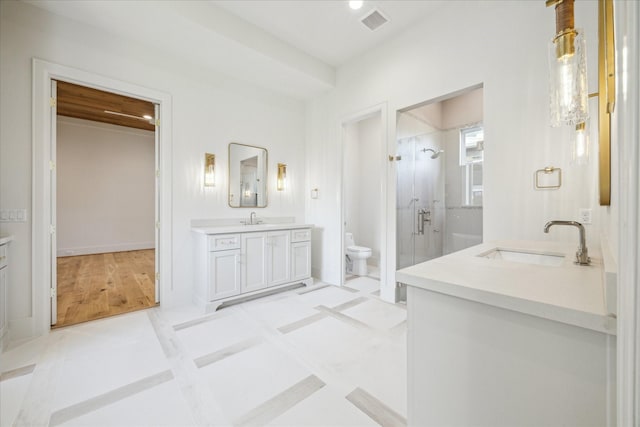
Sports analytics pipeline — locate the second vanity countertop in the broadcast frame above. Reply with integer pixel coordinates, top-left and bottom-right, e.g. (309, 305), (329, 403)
(396, 240), (616, 335)
(192, 223), (313, 235)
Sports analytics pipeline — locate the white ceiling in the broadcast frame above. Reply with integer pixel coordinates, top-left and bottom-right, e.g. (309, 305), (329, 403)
(24, 0), (445, 99)
(210, 1), (445, 67)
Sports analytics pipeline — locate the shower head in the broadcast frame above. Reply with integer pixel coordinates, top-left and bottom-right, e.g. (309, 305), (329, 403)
(422, 148), (444, 159)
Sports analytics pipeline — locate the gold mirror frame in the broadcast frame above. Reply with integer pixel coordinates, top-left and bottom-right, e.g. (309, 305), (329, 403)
(598, 0), (615, 206)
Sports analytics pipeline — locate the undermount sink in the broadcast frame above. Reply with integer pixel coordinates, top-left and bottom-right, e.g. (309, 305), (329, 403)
(479, 248), (565, 266)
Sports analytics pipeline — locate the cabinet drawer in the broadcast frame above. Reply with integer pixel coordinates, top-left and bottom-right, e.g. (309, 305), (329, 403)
(291, 228), (311, 243)
(208, 234), (241, 251)
(0, 244), (6, 269)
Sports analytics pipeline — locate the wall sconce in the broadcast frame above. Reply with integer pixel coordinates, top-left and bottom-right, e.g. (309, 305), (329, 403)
(547, 0), (615, 204)
(546, 0), (589, 127)
(204, 153), (215, 187)
(277, 163), (287, 191)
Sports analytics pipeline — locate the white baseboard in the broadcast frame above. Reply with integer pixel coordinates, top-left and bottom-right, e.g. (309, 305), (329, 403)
(57, 242), (155, 257)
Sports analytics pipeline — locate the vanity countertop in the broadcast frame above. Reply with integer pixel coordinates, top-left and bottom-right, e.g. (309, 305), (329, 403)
(192, 223), (313, 235)
(396, 240), (616, 335)
(0, 235), (13, 245)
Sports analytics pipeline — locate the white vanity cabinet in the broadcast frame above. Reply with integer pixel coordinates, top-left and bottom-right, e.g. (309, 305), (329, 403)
(203, 234), (242, 301)
(240, 230), (291, 292)
(291, 229), (311, 281)
(0, 236), (12, 349)
(193, 225), (312, 311)
(397, 240), (616, 427)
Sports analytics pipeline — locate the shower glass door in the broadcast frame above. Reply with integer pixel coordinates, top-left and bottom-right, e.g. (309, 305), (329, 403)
(396, 133), (445, 269)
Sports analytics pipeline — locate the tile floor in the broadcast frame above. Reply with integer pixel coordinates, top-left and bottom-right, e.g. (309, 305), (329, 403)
(1, 277), (406, 427)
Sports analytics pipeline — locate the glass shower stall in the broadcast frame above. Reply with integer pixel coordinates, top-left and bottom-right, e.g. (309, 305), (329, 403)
(396, 132), (446, 269)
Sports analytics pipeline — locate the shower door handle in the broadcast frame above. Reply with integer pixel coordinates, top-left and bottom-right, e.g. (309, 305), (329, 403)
(417, 209), (431, 235)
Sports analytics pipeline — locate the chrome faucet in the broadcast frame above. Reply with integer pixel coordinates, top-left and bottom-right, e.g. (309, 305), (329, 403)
(543, 220), (590, 265)
(250, 211), (257, 225)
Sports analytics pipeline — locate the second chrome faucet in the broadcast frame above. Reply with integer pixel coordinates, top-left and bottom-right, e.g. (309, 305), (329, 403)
(543, 220), (590, 265)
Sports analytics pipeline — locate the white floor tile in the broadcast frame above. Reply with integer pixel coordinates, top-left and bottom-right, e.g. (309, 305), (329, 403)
(342, 298), (406, 331)
(57, 379), (196, 427)
(3, 289), (407, 426)
(175, 309), (259, 359)
(284, 316), (372, 377)
(238, 294), (318, 329)
(1, 373), (33, 427)
(52, 324), (169, 410)
(345, 277), (381, 294)
(199, 341), (312, 421)
(1, 334), (49, 372)
(341, 339), (407, 417)
(267, 384), (379, 427)
(296, 286), (361, 309)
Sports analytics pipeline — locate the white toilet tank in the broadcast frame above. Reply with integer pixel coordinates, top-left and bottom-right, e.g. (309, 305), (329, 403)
(345, 232), (355, 248)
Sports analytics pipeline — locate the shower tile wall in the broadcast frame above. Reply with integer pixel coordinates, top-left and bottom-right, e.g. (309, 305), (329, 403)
(443, 128), (483, 254)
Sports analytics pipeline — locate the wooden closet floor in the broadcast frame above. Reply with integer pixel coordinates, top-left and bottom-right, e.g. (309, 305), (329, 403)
(55, 249), (156, 328)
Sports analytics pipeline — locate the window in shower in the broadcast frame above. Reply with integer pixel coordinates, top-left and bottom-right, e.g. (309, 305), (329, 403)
(460, 125), (484, 206)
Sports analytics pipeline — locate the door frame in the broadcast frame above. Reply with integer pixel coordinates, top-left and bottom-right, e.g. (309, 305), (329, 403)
(338, 103), (388, 293)
(32, 59), (173, 334)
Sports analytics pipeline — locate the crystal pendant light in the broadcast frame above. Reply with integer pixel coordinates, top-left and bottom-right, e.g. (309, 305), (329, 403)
(547, 0), (589, 127)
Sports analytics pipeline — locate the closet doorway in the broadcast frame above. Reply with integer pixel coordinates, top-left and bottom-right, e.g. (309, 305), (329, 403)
(52, 81), (159, 327)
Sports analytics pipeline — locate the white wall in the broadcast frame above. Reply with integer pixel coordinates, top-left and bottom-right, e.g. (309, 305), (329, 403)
(441, 87), (483, 130)
(344, 114), (382, 266)
(56, 117), (155, 256)
(0, 1), (306, 340)
(306, 1), (606, 295)
(397, 110), (438, 139)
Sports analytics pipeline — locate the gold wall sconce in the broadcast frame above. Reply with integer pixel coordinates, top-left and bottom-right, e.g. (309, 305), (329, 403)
(204, 153), (215, 187)
(546, 0), (615, 205)
(546, 0), (589, 127)
(277, 163), (287, 191)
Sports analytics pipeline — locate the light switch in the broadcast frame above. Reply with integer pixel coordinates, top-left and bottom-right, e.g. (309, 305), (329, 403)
(0, 208), (28, 222)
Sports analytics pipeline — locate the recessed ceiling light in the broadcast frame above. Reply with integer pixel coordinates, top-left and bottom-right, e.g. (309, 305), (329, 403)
(349, 1), (363, 10)
(143, 114), (153, 120)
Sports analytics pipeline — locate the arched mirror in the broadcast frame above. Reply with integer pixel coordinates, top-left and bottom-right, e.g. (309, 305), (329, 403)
(228, 143), (268, 208)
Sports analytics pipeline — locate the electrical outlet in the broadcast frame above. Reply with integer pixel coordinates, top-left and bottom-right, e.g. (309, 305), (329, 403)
(579, 208), (592, 224)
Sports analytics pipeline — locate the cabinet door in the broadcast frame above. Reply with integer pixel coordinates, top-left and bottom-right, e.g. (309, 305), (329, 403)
(0, 267), (6, 339)
(267, 231), (290, 286)
(208, 249), (241, 301)
(241, 233), (267, 293)
(291, 241), (311, 282)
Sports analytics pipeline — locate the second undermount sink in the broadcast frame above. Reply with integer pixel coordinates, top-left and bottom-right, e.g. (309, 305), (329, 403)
(479, 248), (566, 267)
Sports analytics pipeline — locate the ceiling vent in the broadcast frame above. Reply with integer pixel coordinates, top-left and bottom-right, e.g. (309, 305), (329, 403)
(360, 9), (389, 31)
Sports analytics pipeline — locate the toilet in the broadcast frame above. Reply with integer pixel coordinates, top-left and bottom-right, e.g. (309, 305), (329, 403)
(345, 232), (372, 276)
